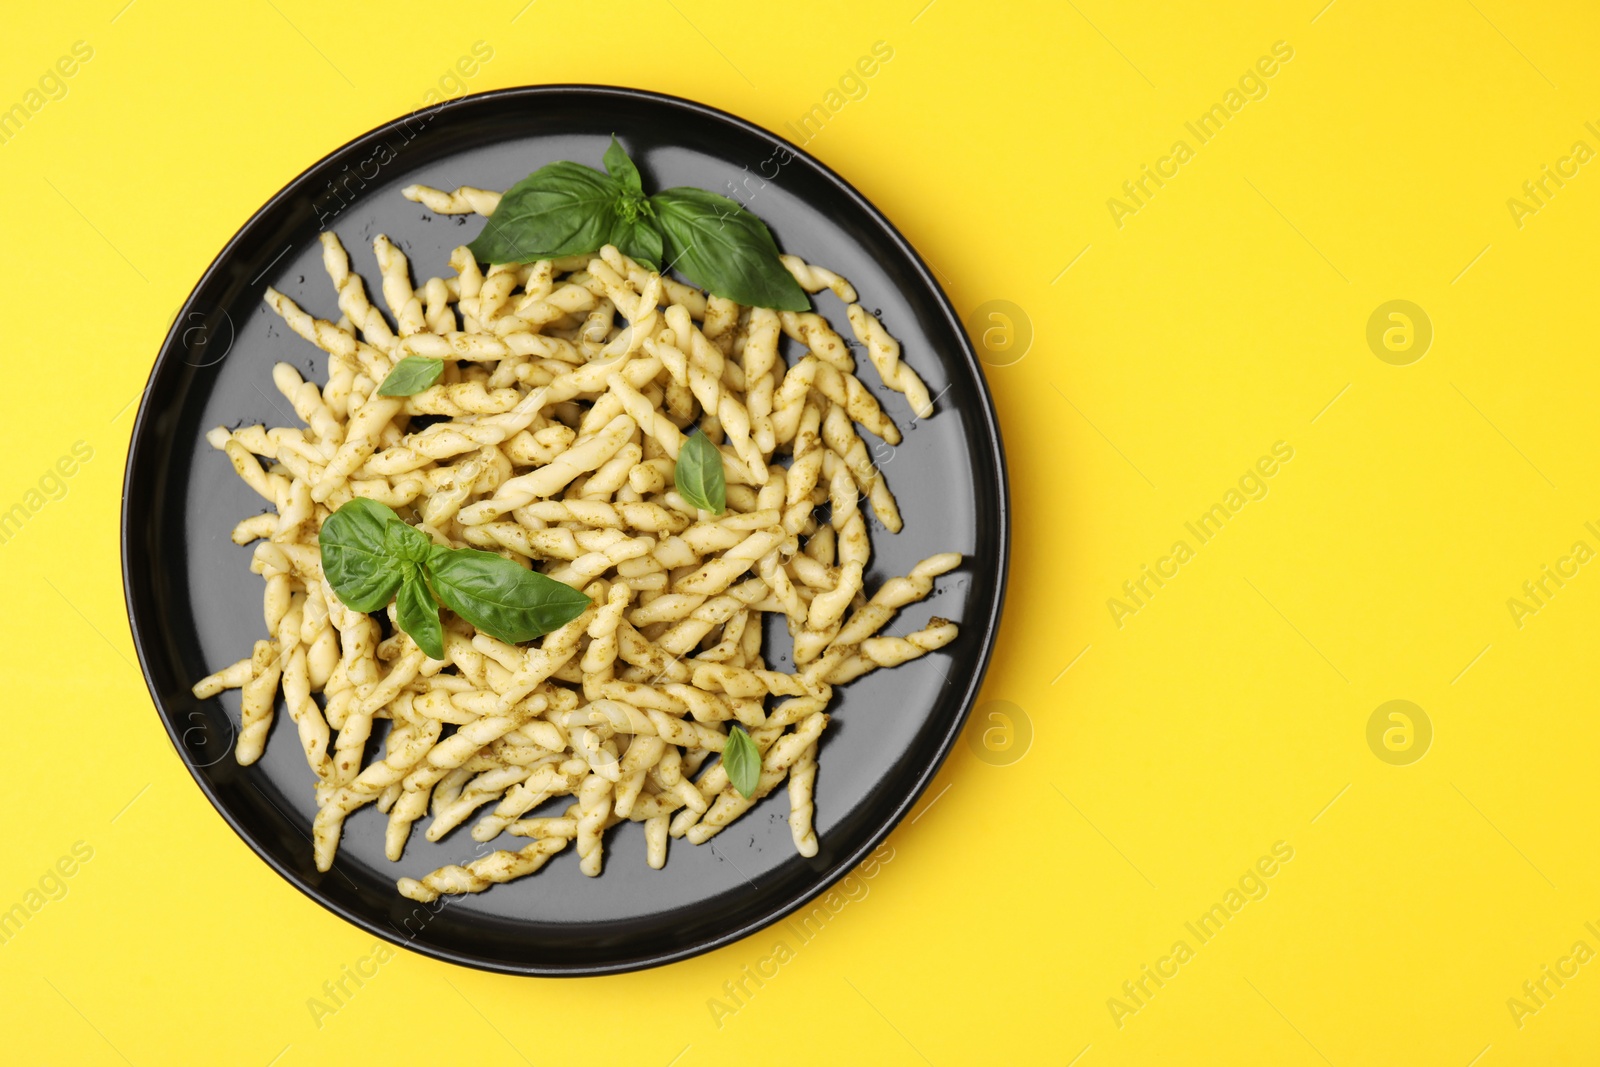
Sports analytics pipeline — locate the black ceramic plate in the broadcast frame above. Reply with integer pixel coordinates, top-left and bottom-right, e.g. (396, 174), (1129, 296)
(123, 85), (1008, 976)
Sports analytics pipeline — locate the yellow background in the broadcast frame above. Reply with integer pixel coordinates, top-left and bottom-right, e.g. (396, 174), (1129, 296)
(2, 0), (1598, 1063)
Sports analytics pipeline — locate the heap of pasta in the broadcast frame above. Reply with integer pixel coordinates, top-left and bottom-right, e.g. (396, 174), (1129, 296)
(192, 181), (960, 902)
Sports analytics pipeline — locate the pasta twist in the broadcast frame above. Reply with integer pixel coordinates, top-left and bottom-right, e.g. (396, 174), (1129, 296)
(846, 303), (934, 418)
(779, 254), (858, 303)
(397, 835), (568, 902)
(402, 183), (503, 216)
(788, 740), (819, 857)
(321, 233), (398, 355)
(576, 772), (612, 876)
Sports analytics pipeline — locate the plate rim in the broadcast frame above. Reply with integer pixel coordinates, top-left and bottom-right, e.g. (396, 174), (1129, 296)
(122, 82), (1011, 976)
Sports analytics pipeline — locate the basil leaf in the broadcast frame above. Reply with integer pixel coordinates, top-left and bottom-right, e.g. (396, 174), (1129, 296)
(424, 545), (591, 644)
(674, 429), (726, 514)
(383, 517), (433, 566)
(319, 497), (406, 612)
(376, 356), (443, 397)
(608, 212), (663, 272)
(396, 565), (445, 659)
(723, 725), (760, 798)
(650, 187), (809, 311)
(467, 161), (621, 265)
(603, 135), (643, 196)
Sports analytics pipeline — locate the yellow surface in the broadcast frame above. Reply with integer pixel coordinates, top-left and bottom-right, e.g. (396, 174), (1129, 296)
(2, 1), (1597, 1063)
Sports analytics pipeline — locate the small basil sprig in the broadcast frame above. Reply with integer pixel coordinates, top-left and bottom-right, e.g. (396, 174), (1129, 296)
(722, 725), (760, 798)
(674, 429), (726, 514)
(376, 356), (444, 397)
(319, 497), (589, 658)
(466, 136), (808, 312)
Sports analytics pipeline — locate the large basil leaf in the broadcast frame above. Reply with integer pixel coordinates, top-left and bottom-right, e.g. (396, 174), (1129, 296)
(376, 356), (443, 397)
(319, 497), (405, 612)
(649, 187), (809, 311)
(467, 161), (622, 265)
(424, 545), (591, 644)
(674, 429), (726, 514)
(722, 725), (760, 798)
(396, 565), (444, 659)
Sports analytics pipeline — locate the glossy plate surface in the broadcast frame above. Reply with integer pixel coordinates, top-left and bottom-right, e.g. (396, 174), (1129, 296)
(123, 85), (1008, 975)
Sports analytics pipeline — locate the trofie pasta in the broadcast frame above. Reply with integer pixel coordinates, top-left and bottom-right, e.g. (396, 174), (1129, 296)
(191, 178), (959, 903)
